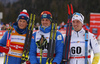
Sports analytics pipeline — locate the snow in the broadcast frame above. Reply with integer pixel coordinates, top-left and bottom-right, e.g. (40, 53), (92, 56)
(0, 57), (4, 64)
(0, 53), (5, 64)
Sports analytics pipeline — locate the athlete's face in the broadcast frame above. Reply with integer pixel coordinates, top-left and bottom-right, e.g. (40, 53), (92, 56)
(18, 19), (28, 29)
(72, 19), (83, 31)
(41, 18), (51, 27)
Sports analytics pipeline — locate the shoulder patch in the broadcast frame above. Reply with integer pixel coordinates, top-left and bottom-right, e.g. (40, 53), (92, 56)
(57, 35), (62, 40)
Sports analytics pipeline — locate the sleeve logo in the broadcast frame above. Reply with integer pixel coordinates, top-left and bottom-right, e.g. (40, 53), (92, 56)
(57, 35), (62, 40)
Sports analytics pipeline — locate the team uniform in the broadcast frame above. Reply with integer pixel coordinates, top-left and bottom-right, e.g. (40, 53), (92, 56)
(0, 9), (29, 64)
(29, 25), (64, 64)
(70, 28), (100, 64)
(0, 25), (27, 64)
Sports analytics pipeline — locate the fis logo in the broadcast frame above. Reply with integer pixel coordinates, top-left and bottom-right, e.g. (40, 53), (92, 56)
(77, 41), (80, 43)
(43, 14), (47, 17)
(74, 15), (79, 17)
(21, 39), (24, 40)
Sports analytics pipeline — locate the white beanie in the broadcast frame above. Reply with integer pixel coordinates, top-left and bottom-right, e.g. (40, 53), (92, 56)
(72, 12), (84, 24)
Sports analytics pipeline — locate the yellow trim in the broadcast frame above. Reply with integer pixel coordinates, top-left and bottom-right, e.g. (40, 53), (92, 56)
(46, 58), (49, 64)
(92, 53), (100, 64)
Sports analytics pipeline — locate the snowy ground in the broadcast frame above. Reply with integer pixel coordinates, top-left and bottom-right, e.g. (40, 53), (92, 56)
(0, 57), (4, 64)
(0, 53), (5, 64)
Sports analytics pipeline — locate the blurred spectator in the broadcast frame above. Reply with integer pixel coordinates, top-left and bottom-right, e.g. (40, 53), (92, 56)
(35, 22), (40, 30)
(0, 22), (4, 30)
(58, 21), (66, 30)
(86, 23), (90, 29)
(1, 23), (6, 30)
(83, 23), (90, 30)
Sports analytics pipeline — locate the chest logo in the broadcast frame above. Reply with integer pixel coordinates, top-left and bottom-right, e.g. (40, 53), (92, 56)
(77, 41), (80, 43)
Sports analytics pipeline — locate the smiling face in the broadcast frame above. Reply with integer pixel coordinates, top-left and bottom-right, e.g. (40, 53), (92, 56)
(72, 19), (83, 31)
(41, 18), (51, 27)
(18, 19), (28, 29)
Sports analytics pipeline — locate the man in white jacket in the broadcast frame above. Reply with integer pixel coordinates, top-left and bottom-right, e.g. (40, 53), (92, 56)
(69, 12), (100, 64)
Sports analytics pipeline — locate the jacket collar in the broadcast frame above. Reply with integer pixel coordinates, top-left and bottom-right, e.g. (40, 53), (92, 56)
(40, 25), (51, 33)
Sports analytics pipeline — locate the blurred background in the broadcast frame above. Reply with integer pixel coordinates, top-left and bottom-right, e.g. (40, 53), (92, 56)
(0, 0), (100, 63)
(0, 0), (100, 24)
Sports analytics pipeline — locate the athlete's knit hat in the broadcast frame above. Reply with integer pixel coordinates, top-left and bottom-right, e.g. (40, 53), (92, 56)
(40, 11), (52, 22)
(17, 9), (29, 23)
(72, 12), (84, 24)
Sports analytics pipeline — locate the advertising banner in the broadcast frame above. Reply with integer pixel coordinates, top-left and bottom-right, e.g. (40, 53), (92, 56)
(89, 13), (100, 43)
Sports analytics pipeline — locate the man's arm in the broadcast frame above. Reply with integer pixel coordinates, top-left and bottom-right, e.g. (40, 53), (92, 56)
(0, 31), (8, 46)
(29, 32), (38, 64)
(90, 33), (100, 64)
(53, 31), (64, 64)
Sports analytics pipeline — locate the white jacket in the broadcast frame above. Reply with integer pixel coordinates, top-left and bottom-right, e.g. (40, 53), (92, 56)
(70, 28), (100, 64)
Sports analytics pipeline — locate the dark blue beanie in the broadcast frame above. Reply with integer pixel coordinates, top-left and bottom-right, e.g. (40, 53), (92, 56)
(41, 11), (52, 22)
(17, 9), (29, 23)
(17, 14), (29, 23)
